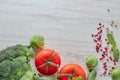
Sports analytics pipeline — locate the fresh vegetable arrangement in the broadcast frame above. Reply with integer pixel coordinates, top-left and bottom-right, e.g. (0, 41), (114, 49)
(30, 35), (86, 80)
(0, 35), (86, 80)
(0, 23), (119, 80)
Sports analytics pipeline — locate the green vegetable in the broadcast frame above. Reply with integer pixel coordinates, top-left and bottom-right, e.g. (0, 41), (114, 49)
(87, 70), (97, 80)
(111, 68), (120, 80)
(33, 74), (42, 80)
(86, 55), (98, 71)
(0, 44), (37, 80)
(20, 64), (34, 80)
(34, 77), (57, 80)
(107, 31), (116, 47)
(0, 44), (33, 63)
(30, 35), (44, 49)
(76, 76), (83, 80)
(113, 47), (120, 61)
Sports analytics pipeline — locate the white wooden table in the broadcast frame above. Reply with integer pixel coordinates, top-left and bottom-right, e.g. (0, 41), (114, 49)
(0, 0), (120, 80)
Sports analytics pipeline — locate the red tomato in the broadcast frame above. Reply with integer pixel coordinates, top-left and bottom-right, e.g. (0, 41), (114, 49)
(35, 49), (61, 75)
(59, 64), (86, 80)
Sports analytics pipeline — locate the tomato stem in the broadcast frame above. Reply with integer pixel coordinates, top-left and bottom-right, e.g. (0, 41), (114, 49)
(56, 73), (74, 80)
(37, 63), (46, 69)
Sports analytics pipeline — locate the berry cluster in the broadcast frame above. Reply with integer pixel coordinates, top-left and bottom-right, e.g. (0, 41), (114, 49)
(91, 23), (117, 76)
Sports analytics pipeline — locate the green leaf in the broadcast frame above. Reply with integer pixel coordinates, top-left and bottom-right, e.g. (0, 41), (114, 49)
(113, 47), (120, 61)
(107, 31), (116, 47)
(87, 70), (97, 80)
(76, 76), (83, 80)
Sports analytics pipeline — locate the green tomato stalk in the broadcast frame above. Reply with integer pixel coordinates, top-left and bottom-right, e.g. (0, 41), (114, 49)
(111, 68), (120, 80)
(86, 55), (98, 72)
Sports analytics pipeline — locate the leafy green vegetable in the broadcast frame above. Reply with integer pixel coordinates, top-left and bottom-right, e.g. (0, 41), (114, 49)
(87, 70), (97, 80)
(30, 35), (44, 49)
(34, 77), (57, 80)
(0, 44), (33, 63)
(111, 68), (120, 80)
(113, 47), (120, 61)
(20, 66), (34, 80)
(86, 55), (98, 71)
(107, 31), (116, 47)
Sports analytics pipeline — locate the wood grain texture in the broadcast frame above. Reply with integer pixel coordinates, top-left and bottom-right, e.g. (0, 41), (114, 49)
(0, 0), (120, 80)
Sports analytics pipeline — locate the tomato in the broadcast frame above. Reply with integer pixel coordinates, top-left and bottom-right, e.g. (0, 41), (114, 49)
(35, 49), (61, 75)
(59, 64), (86, 80)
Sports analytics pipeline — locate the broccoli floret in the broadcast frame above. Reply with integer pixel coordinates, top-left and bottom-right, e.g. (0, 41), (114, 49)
(0, 44), (33, 63)
(0, 60), (11, 77)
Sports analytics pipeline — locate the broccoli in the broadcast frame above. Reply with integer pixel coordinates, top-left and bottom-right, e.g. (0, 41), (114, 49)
(33, 76), (58, 80)
(0, 44), (33, 63)
(0, 44), (41, 80)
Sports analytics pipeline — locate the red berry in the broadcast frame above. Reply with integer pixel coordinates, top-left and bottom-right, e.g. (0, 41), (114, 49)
(103, 62), (106, 65)
(104, 47), (108, 52)
(107, 42), (109, 45)
(96, 46), (99, 52)
(94, 39), (97, 43)
(99, 23), (102, 26)
(97, 28), (100, 30)
(105, 39), (107, 41)
(114, 62), (116, 65)
(103, 71), (107, 75)
(111, 48), (113, 51)
(105, 53), (108, 56)
(113, 59), (116, 62)
(106, 58), (109, 61)
(109, 57), (113, 60)
(105, 68), (107, 70)
(103, 65), (107, 68)
(102, 53), (105, 57)
(91, 34), (94, 37)
(112, 67), (115, 69)
(99, 58), (103, 60)
(99, 30), (103, 33)
(108, 72), (111, 75)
